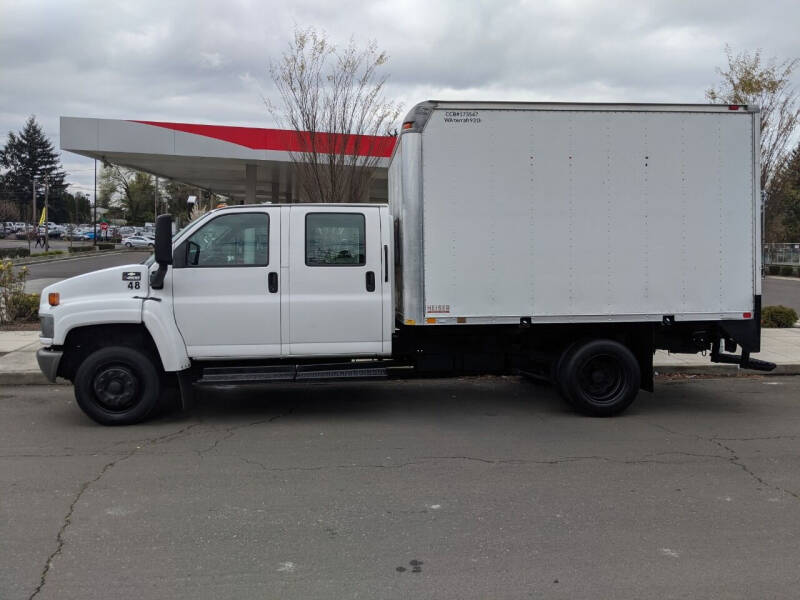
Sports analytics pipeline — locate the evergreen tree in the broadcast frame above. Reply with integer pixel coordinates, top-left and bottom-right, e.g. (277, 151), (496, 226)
(0, 116), (67, 221)
(771, 143), (800, 241)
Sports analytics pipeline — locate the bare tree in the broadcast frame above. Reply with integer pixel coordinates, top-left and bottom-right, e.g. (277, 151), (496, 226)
(269, 26), (401, 203)
(0, 198), (20, 223)
(706, 46), (800, 193)
(99, 164), (156, 224)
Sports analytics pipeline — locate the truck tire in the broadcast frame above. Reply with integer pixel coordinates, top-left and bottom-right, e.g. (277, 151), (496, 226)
(74, 346), (162, 425)
(560, 339), (640, 417)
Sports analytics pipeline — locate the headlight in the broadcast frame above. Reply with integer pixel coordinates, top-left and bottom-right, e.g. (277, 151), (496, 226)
(40, 314), (54, 338)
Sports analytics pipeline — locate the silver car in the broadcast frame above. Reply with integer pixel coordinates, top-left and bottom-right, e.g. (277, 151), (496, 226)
(122, 235), (155, 249)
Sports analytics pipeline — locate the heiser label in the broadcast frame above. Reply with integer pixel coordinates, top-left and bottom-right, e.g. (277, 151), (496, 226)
(427, 304), (450, 314)
(122, 272), (142, 281)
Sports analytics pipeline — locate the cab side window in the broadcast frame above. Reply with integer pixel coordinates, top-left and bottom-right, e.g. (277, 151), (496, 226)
(185, 213), (268, 267)
(305, 213), (366, 266)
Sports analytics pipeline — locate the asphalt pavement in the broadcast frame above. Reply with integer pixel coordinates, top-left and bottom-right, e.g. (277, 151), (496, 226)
(763, 276), (800, 314)
(2, 377), (800, 599)
(20, 251), (150, 294)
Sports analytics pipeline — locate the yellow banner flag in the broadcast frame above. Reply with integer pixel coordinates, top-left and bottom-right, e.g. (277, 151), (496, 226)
(38, 207), (46, 226)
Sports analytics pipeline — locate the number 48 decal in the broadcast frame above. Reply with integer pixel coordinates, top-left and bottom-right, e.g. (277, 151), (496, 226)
(127, 282), (141, 290)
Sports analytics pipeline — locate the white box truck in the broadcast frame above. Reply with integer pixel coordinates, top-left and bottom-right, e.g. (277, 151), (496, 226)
(37, 101), (773, 425)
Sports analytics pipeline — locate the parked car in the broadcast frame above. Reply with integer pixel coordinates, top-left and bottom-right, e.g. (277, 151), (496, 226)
(64, 230), (92, 241)
(15, 226), (35, 240)
(38, 226), (62, 239)
(122, 235), (154, 248)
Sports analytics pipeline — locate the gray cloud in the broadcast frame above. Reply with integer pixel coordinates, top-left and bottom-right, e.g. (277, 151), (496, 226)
(1, 0), (798, 198)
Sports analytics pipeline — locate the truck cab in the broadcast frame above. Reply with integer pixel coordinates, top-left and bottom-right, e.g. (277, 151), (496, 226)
(37, 204), (394, 425)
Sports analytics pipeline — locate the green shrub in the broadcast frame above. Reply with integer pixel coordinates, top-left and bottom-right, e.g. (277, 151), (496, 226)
(768, 265), (780, 275)
(69, 246), (95, 253)
(761, 305), (799, 328)
(34, 250), (64, 257)
(779, 265), (795, 277)
(12, 293), (39, 321)
(0, 248), (30, 259)
(0, 260), (32, 323)
(97, 243), (116, 251)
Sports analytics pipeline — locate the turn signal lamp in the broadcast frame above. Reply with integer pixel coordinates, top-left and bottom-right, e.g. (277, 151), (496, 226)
(48, 292), (60, 306)
(402, 121), (414, 130)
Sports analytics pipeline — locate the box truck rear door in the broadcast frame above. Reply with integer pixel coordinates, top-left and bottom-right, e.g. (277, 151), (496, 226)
(288, 206), (384, 355)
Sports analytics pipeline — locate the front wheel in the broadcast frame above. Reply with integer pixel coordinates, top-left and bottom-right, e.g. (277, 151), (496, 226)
(125, 242), (132, 247)
(74, 346), (162, 425)
(560, 339), (640, 417)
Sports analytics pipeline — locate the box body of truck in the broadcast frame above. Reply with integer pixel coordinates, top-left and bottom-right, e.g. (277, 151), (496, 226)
(391, 101), (761, 328)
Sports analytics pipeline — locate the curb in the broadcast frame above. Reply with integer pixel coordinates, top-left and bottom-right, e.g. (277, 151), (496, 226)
(654, 363), (800, 376)
(0, 372), (70, 385)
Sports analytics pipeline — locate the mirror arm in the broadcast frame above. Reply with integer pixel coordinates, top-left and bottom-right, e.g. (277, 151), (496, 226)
(150, 264), (168, 289)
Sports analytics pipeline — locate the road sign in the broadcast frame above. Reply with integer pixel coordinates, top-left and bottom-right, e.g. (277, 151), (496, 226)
(100, 222), (108, 231)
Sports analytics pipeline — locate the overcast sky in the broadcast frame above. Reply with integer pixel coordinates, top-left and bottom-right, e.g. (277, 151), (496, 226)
(1, 0), (799, 199)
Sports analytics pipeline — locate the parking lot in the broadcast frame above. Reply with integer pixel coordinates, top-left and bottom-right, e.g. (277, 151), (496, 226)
(2, 376), (800, 599)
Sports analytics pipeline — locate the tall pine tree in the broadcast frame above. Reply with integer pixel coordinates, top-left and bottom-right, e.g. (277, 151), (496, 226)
(0, 116), (67, 223)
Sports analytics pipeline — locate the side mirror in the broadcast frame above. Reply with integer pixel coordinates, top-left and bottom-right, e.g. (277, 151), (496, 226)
(150, 214), (173, 289)
(154, 214), (173, 266)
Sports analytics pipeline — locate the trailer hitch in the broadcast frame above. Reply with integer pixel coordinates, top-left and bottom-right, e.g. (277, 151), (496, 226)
(710, 339), (776, 372)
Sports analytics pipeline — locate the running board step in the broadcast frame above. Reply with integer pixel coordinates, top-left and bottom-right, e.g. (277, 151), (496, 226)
(197, 362), (389, 385)
(296, 363), (388, 381)
(199, 365), (295, 384)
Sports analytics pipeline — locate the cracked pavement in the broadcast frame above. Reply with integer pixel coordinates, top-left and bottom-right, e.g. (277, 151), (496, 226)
(2, 376), (800, 599)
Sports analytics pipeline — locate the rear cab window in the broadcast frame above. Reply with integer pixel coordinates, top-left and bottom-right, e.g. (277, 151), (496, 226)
(305, 213), (366, 266)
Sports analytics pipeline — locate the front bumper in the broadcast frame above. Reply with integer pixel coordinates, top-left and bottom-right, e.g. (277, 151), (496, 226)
(36, 348), (63, 383)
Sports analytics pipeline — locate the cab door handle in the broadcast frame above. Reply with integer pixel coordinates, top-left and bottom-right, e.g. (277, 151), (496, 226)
(268, 272), (278, 293)
(366, 271), (375, 292)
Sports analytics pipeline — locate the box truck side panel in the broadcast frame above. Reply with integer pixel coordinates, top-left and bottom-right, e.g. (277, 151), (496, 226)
(420, 107), (756, 322)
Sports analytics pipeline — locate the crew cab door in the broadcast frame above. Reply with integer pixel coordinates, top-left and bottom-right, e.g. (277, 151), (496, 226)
(288, 206), (385, 355)
(171, 208), (281, 358)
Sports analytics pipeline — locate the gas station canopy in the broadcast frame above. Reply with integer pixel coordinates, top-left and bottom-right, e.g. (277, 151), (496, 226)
(60, 117), (396, 203)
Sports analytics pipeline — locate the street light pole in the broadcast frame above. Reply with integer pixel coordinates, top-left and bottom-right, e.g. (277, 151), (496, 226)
(93, 159), (97, 247)
(29, 176), (35, 256)
(761, 189), (768, 273)
(44, 175), (50, 252)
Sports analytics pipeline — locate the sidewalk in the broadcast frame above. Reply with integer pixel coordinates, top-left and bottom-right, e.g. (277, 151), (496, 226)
(1, 328), (800, 385)
(0, 331), (55, 384)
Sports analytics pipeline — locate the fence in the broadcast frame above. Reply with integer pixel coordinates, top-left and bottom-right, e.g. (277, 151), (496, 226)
(764, 243), (800, 266)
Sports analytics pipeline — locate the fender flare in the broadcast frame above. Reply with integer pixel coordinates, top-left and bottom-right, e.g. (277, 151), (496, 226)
(142, 300), (191, 372)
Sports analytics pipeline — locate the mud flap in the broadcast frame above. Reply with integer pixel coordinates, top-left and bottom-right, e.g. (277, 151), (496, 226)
(176, 368), (197, 411)
(712, 295), (776, 372)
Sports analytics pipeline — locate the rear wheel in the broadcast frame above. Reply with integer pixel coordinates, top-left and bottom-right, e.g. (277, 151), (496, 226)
(74, 346), (162, 425)
(560, 339), (640, 417)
